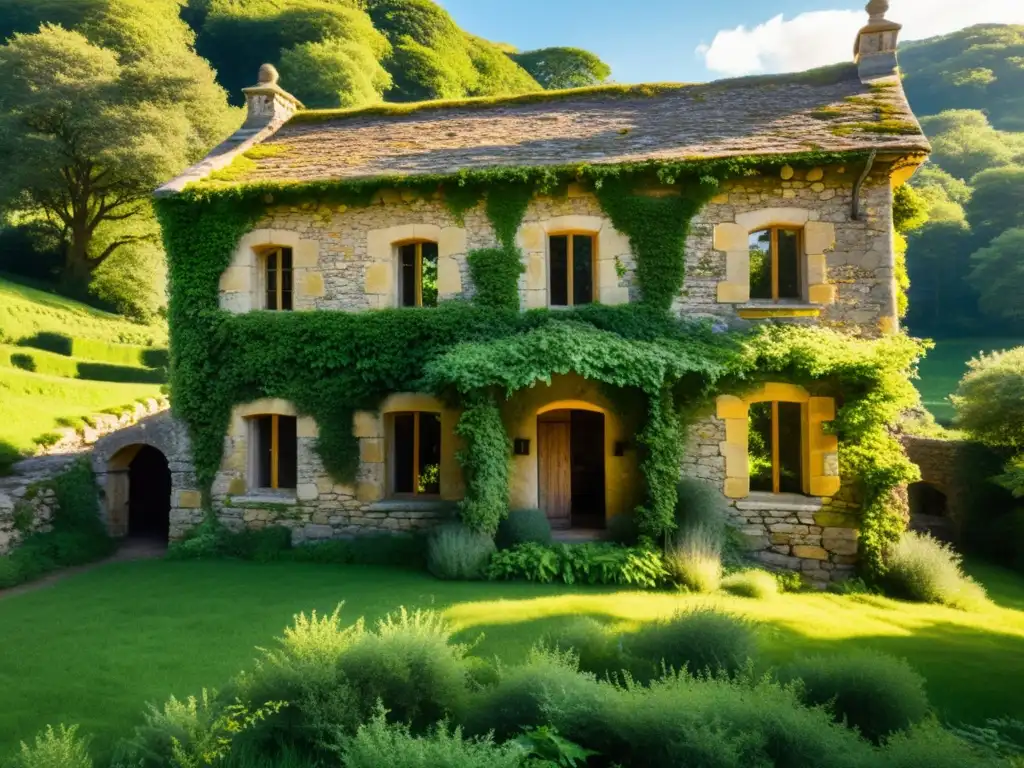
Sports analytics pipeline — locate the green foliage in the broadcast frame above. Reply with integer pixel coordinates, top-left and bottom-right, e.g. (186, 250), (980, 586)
(495, 508), (552, 550)
(966, 165), (1024, 244)
(721, 568), (780, 599)
(624, 608), (756, 681)
(515, 725), (596, 766)
(969, 229), (1024, 320)
(782, 651), (930, 744)
(948, 718), (1024, 764)
(606, 512), (639, 546)
(665, 525), (723, 593)
(7, 725), (91, 768)
(454, 396), (512, 535)
(509, 47), (612, 90)
(427, 522), (496, 580)
(674, 477), (730, 542)
(278, 34), (393, 110)
(465, 248), (523, 310)
(883, 531), (989, 610)
(893, 184), (930, 234)
(544, 618), (624, 679)
(919, 111), (1023, 181)
(341, 712), (528, 768)
(486, 542), (669, 588)
(953, 346), (1024, 448)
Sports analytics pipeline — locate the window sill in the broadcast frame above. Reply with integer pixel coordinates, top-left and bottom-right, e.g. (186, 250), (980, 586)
(369, 499), (455, 513)
(735, 492), (823, 513)
(231, 491), (298, 507)
(737, 303), (821, 319)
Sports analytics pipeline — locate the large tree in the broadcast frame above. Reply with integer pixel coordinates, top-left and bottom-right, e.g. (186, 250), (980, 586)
(966, 166), (1024, 246)
(0, 16), (236, 293)
(509, 47), (612, 90)
(969, 228), (1024, 321)
(919, 110), (1024, 181)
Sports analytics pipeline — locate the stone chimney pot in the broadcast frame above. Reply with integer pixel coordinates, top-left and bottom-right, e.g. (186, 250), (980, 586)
(242, 64), (302, 128)
(854, 0), (902, 81)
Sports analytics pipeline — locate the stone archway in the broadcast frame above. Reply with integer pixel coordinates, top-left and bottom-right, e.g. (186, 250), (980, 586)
(908, 481), (952, 542)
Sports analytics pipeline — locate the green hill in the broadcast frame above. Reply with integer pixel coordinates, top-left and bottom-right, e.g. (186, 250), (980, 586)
(0, 276), (168, 472)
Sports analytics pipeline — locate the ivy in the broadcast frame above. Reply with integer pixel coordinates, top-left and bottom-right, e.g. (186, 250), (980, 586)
(466, 248), (523, 310)
(454, 394), (511, 535)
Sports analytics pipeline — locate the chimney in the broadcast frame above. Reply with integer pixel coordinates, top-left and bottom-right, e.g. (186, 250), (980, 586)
(854, 0), (902, 80)
(241, 64), (303, 128)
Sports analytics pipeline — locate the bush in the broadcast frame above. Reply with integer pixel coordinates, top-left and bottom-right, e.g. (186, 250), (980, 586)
(625, 608), (756, 681)
(427, 523), (496, 580)
(883, 531), (988, 610)
(290, 534), (426, 567)
(883, 721), (1007, 768)
(545, 617), (624, 678)
(665, 524), (722, 592)
(952, 347), (1024, 450)
(220, 526), (293, 562)
(495, 508), (551, 550)
(7, 724), (92, 768)
(339, 712), (527, 768)
(721, 568), (779, 599)
(486, 542), (667, 587)
(782, 651), (930, 743)
(674, 477), (730, 540)
(606, 512), (639, 545)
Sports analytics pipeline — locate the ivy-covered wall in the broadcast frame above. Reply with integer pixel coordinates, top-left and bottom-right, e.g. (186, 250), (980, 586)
(155, 154), (922, 580)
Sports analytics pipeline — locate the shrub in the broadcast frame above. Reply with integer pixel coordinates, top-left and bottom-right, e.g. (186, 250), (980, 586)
(665, 524), (722, 593)
(427, 523), (496, 580)
(774, 569), (808, 593)
(883, 531), (988, 610)
(883, 721), (1007, 768)
(624, 608), (756, 680)
(8, 725), (92, 768)
(339, 712), (527, 768)
(290, 534), (426, 567)
(545, 617), (624, 678)
(486, 542), (667, 588)
(782, 651), (930, 743)
(674, 477), (730, 540)
(220, 526), (293, 562)
(606, 511), (639, 546)
(495, 508), (552, 550)
(721, 568), (779, 599)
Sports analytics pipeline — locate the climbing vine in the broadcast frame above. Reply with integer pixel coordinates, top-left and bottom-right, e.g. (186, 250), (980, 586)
(156, 149), (916, 577)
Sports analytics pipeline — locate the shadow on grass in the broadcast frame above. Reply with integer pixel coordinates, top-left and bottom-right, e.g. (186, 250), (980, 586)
(0, 439), (23, 475)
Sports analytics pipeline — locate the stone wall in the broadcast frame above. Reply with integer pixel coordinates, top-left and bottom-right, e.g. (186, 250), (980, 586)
(902, 434), (967, 540)
(683, 416), (860, 587)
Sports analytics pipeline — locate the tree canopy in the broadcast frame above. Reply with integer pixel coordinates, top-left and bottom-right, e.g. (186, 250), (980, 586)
(509, 47), (612, 90)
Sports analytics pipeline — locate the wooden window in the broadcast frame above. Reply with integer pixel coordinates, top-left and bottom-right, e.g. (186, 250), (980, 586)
(399, 241), (439, 307)
(549, 234), (595, 306)
(749, 228), (801, 302)
(253, 415), (297, 490)
(748, 401), (803, 494)
(391, 412), (441, 496)
(265, 247), (293, 310)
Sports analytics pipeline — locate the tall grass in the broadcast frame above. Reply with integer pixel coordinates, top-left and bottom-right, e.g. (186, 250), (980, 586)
(666, 524), (722, 593)
(884, 531), (989, 610)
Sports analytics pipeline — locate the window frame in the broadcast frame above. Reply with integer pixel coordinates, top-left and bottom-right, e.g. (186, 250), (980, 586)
(750, 400), (804, 495)
(547, 231), (598, 307)
(397, 239), (439, 308)
(387, 410), (442, 498)
(263, 246), (293, 311)
(248, 414), (297, 492)
(748, 227), (804, 303)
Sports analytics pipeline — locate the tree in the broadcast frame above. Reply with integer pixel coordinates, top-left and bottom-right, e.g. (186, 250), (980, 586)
(0, 26), (208, 290)
(509, 47), (612, 90)
(968, 228), (1024, 321)
(919, 110), (1023, 181)
(279, 36), (392, 108)
(966, 166), (1024, 245)
(905, 220), (978, 335)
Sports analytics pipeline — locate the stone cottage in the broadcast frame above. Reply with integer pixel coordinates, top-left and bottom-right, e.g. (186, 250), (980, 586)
(123, 0), (929, 584)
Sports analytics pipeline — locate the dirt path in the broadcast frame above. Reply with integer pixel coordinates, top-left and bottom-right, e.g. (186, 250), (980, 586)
(0, 538), (166, 601)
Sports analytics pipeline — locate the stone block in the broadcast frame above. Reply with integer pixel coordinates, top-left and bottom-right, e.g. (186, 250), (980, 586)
(822, 526), (858, 540)
(758, 551), (802, 569)
(297, 416), (319, 439)
(719, 441), (747, 478)
(438, 226), (467, 255)
(299, 271), (325, 297)
(806, 253), (828, 285)
(176, 490), (202, 509)
(356, 481), (384, 503)
(804, 221), (836, 255)
(526, 252), (546, 290)
(713, 223), (748, 252)
(724, 250), (750, 283)
(809, 476), (841, 498)
(780, 165), (794, 180)
(716, 396), (747, 420)
(736, 207), (810, 231)
(297, 483), (319, 501)
(792, 545), (828, 560)
(304, 524), (334, 539)
(360, 438), (385, 464)
(437, 256), (462, 295)
(353, 411), (382, 439)
(741, 534), (770, 550)
(524, 289), (546, 309)
(810, 183), (826, 193)
(227, 477), (246, 495)
(518, 223), (545, 252)
(598, 258), (619, 289)
(717, 282), (749, 304)
(823, 537), (858, 556)
(293, 240), (319, 267)
(724, 477), (749, 499)
(219, 266), (252, 293)
(807, 283), (836, 305)
(364, 262), (393, 295)
(600, 228), (632, 258)
(710, 193), (730, 205)
(724, 418), (748, 449)
(600, 286), (630, 306)
(769, 523), (809, 534)
(805, 167), (824, 182)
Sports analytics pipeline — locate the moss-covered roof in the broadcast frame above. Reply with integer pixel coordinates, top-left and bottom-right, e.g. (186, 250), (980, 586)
(170, 63), (930, 191)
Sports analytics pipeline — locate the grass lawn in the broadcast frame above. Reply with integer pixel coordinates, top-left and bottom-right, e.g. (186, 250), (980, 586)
(1, 559), (1023, 760)
(916, 337), (1024, 422)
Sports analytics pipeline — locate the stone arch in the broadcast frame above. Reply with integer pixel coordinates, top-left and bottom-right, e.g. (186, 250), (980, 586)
(713, 207), (836, 306)
(219, 228), (322, 313)
(365, 224), (467, 307)
(908, 480), (953, 541)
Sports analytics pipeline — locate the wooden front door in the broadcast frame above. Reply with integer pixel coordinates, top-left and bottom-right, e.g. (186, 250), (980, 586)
(538, 420), (572, 529)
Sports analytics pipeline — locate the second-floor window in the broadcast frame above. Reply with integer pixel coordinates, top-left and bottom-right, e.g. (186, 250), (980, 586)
(749, 401), (803, 495)
(252, 414), (297, 490)
(549, 234), (595, 307)
(265, 247), (293, 311)
(399, 241), (439, 307)
(749, 228), (801, 302)
(390, 411), (441, 496)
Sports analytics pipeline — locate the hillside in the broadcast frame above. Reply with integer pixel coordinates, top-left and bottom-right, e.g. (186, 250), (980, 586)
(0, 276), (168, 472)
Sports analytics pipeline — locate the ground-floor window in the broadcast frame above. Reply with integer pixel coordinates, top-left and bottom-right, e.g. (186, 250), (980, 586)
(748, 401), (803, 494)
(251, 414), (298, 490)
(391, 411), (442, 496)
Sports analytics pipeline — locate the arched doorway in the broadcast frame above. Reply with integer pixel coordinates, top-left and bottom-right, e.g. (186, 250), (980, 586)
(106, 444), (171, 542)
(908, 481), (952, 542)
(537, 409), (606, 530)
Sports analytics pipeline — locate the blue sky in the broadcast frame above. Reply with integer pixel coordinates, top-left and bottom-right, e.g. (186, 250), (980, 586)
(437, 0), (1024, 82)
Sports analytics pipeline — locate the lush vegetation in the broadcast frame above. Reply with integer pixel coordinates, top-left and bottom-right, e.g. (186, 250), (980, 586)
(1, 561), (1022, 766)
(0, 276), (166, 471)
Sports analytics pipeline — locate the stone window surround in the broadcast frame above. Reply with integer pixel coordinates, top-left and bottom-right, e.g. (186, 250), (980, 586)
(516, 215), (631, 309)
(219, 229), (324, 313)
(713, 208), (836, 310)
(365, 224), (466, 308)
(716, 383), (840, 500)
(228, 398), (319, 499)
(353, 393), (465, 504)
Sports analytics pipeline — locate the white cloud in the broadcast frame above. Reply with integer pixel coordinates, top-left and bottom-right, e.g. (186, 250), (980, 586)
(698, 0), (1024, 77)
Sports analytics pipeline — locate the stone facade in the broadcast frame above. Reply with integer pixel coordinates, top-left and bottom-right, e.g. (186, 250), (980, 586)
(903, 434), (966, 541)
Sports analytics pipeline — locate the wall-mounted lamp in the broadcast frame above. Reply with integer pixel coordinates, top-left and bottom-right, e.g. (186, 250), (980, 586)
(513, 438), (531, 456)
